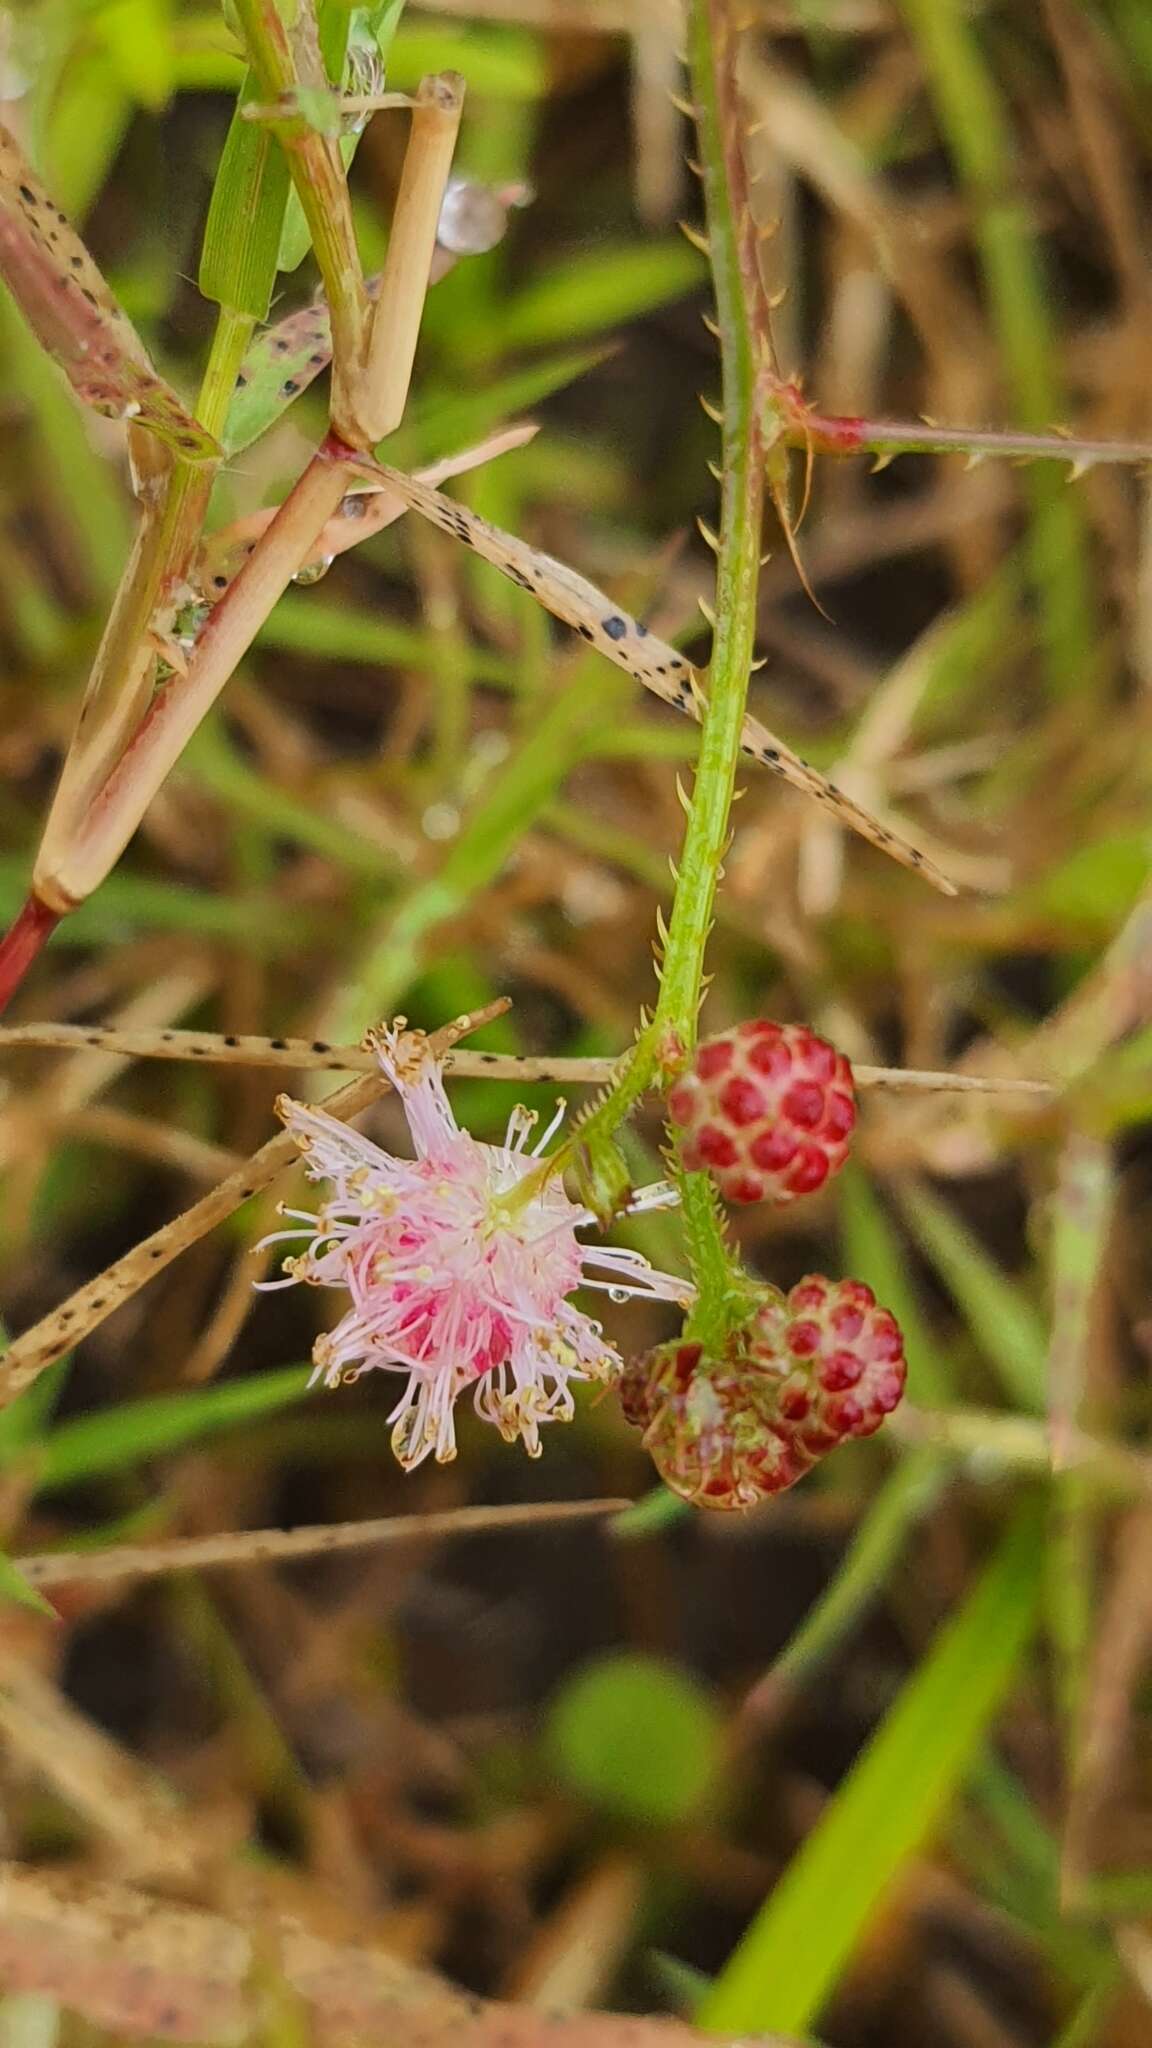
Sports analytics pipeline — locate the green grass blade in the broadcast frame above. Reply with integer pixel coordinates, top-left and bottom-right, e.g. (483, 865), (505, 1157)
(33, 1367), (311, 1491)
(0, 1356), (69, 1465)
(696, 1503), (1045, 2037)
(896, 0), (1094, 696)
(612, 1486), (693, 1539)
(0, 860), (317, 948)
(386, 22), (545, 97)
(0, 277), (130, 599)
(198, 72), (291, 320)
(766, 1448), (947, 1698)
(42, 50), (132, 216)
(496, 241), (705, 352)
(186, 723), (398, 878)
(895, 1182), (1047, 1413)
(1049, 1979), (1121, 2048)
(333, 648), (628, 1034)
(0, 1548), (55, 1617)
(97, 0), (176, 111)
(255, 595), (514, 682)
(387, 347), (607, 465)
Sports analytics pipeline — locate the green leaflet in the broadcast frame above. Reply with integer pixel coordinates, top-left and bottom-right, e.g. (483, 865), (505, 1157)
(698, 1505), (1045, 2036)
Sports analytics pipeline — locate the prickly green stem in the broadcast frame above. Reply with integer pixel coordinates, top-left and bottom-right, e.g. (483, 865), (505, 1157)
(677, 1169), (761, 1348)
(649, 0), (762, 1054)
(524, 0), (764, 1312)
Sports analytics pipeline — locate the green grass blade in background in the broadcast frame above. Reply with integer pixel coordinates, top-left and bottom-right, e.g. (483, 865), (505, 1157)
(0, 1360), (69, 1466)
(0, 1335), (64, 1609)
(764, 1448), (947, 1701)
(32, 1367), (312, 1491)
(0, 1549), (55, 1617)
(0, 861), (316, 950)
(496, 241), (706, 352)
(896, 1182), (1047, 1413)
(696, 1504), (1045, 2037)
(198, 73), (291, 321)
(612, 1486), (693, 1539)
(896, 0), (1094, 696)
(97, 0), (175, 111)
(388, 347), (606, 465)
(386, 22), (545, 97)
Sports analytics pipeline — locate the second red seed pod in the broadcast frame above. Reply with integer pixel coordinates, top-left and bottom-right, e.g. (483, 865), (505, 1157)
(666, 1019), (857, 1205)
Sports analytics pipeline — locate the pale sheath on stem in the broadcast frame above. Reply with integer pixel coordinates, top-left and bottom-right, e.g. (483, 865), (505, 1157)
(0, 36), (465, 1000)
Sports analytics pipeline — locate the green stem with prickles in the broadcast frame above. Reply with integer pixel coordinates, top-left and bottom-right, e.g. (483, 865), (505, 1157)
(676, 1166), (764, 1346)
(650, 3), (762, 1048)
(518, 0), (762, 1310)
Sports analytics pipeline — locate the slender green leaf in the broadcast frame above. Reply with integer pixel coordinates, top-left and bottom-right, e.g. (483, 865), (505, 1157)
(1023, 832), (1149, 932)
(896, 0), (1094, 696)
(1049, 1979), (1122, 2048)
(497, 242), (705, 353)
(43, 50), (132, 216)
(0, 861), (316, 947)
(0, 1549), (55, 1618)
(187, 724), (399, 878)
(33, 1367), (311, 1491)
(0, 1358), (70, 1465)
(387, 24), (546, 98)
(767, 1448), (947, 1696)
(895, 1182), (1047, 1413)
(612, 1485), (692, 1539)
(697, 1505), (1045, 2036)
(198, 73), (291, 319)
(97, 0), (175, 110)
(257, 596), (515, 682)
(386, 347), (606, 466)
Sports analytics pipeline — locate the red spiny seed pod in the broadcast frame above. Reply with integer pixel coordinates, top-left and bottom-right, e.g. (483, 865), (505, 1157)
(620, 1336), (807, 1511)
(749, 1276), (906, 1449)
(618, 1277), (906, 1511)
(666, 1020), (856, 1206)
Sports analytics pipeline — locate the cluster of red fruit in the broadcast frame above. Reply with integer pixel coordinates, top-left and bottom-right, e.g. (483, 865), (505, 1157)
(621, 1021), (907, 1511)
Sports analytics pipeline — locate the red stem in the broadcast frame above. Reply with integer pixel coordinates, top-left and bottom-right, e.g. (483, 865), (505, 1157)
(0, 894), (61, 1016)
(771, 387), (1152, 466)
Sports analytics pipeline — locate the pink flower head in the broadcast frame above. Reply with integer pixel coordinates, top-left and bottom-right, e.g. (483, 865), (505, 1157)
(262, 1023), (690, 1471)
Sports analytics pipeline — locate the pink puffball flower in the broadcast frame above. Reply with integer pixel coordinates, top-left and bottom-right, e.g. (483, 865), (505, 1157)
(261, 1023), (690, 1472)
